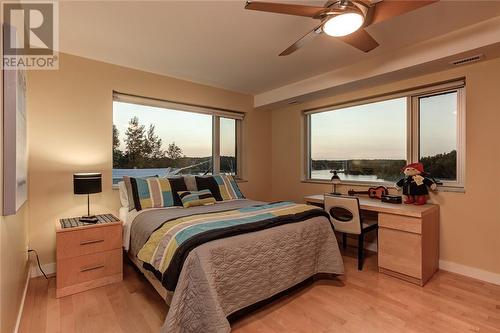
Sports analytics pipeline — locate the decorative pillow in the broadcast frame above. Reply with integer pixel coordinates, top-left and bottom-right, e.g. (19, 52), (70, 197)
(123, 176), (138, 211)
(195, 176), (222, 201)
(118, 181), (129, 208)
(125, 176), (187, 211)
(195, 174), (244, 202)
(178, 189), (216, 208)
(168, 177), (188, 206)
(183, 175), (198, 192)
(214, 174), (245, 201)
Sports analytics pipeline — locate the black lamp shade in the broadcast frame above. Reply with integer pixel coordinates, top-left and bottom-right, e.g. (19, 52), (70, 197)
(73, 173), (102, 195)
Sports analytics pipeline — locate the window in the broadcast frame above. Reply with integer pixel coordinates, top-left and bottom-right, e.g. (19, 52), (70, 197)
(418, 92), (458, 181)
(219, 117), (237, 175)
(306, 80), (465, 189)
(309, 98), (407, 183)
(112, 93), (243, 185)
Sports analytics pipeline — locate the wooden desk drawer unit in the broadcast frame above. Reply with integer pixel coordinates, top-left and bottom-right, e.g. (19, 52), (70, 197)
(56, 219), (123, 298)
(303, 195), (440, 286)
(378, 209), (439, 286)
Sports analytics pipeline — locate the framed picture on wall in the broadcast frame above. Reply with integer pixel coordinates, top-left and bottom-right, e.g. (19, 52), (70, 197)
(2, 24), (28, 216)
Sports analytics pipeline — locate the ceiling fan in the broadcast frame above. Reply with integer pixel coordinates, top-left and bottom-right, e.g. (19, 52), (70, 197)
(245, 0), (438, 56)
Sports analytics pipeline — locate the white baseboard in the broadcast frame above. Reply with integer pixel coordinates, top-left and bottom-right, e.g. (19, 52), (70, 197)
(30, 262), (56, 278)
(439, 260), (500, 286)
(14, 268), (31, 333)
(29, 259), (499, 287)
(339, 234), (500, 286)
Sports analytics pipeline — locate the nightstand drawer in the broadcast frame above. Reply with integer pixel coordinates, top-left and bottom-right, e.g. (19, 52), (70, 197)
(56, 248), (122, 289)
(57, 224), (122, 259)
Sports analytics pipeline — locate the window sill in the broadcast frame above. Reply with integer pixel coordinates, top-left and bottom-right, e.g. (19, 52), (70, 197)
(434, 186), (465, 193)
(302, 179), (398, 189)
(302, 179), (465, 193)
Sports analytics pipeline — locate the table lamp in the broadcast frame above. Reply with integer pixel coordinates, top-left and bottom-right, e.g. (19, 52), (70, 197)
(330, 170), (341, 195)
(73, 172), (102, 223)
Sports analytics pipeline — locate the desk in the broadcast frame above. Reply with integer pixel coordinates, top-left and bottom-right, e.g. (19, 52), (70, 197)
(304, 195), (440, 286)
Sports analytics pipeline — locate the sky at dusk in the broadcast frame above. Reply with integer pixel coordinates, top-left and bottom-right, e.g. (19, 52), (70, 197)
(113, 101), (235, 157)
(311, 92), (457, 160)
(114, 91), (457, 162)
(419, 92), (457, 158)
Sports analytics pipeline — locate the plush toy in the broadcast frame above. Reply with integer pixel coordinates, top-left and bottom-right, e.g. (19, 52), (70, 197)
(395, 163), (437, 205)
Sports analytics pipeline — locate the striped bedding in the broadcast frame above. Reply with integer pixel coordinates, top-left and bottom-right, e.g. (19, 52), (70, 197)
(137, 201), (330, 291)
(178, 189), (216, 208)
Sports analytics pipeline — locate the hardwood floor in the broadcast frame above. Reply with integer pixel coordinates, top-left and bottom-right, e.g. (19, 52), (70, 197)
(19, 249), (500, 333)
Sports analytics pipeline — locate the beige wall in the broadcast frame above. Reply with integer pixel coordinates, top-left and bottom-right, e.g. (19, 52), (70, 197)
(27, 53), (271, 266)
(271, 57), (500, 275)
(25, 51), (500, 281)
(0, 55), (30, 332)
(0, 205), (29, 333)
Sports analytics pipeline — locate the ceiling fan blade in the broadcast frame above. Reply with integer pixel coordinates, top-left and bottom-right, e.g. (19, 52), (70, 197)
(245, 1), (327, 18)
(353, 0), (375, 7)
(279, 26), (322, 56)
(369, 0), (438, 25)
(337, 28), (379, 52)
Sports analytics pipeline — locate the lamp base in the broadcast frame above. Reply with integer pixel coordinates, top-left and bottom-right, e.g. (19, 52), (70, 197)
(330, 192), (342, 196)
(79, 215), (98, 223)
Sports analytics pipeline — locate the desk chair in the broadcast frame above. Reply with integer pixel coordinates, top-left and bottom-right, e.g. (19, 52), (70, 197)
(324, 195), (378, 270)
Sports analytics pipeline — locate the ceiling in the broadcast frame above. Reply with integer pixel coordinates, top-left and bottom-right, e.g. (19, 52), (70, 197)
(59, 1), (500, 95)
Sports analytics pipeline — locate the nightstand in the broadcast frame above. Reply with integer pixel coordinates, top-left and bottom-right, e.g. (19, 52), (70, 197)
(55, 214), (123, 298)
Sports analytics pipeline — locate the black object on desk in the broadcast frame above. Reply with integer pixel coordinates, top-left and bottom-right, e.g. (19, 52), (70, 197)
(59, 213), (120, 229)
(381, 195), (402, 204)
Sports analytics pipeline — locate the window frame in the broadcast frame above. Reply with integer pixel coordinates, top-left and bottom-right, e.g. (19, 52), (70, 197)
(304, 80), (466, 191)
(112, 92), (244, 183)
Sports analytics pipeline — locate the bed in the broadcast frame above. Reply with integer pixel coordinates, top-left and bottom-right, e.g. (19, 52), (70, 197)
(118, 179), (344, 333)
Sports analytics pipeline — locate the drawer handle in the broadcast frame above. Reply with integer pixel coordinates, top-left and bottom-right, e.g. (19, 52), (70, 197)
(80, 264), (105, 272)
(80, 239), (104, 245)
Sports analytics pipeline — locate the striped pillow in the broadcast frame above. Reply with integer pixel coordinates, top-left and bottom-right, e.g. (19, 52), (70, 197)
(123, 177), (137, 211)
(214, 174), (244, 201)
(125, 176), (187, 211)
(178, 190), (216, 208)
(123, 175), (161, 211)
(195, 174), (244, 201)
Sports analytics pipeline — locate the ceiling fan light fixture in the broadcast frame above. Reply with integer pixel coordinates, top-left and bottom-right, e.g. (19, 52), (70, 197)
(322, 12), (364, 37)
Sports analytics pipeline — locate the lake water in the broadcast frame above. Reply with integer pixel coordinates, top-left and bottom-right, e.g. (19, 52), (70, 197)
(113, 168), (385, 184)
(311, 170), (383, 182)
